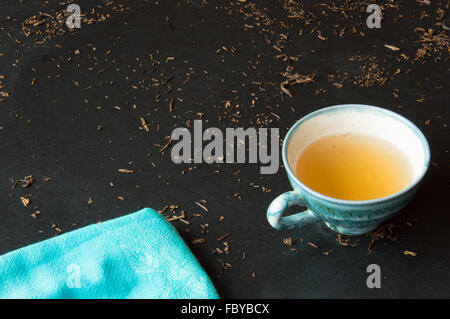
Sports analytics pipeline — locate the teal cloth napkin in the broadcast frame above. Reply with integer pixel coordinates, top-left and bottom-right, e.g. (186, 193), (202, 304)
(0, 208), (219, 299)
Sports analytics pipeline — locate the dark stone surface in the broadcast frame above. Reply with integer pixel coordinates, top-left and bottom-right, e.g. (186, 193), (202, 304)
(0, 0), (448, 298)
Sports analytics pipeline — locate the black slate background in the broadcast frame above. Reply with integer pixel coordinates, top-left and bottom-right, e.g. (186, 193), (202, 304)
(0, 0), (449, 298)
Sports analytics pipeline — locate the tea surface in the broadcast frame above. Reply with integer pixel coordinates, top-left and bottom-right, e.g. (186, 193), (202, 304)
(295, 132), (412, 201)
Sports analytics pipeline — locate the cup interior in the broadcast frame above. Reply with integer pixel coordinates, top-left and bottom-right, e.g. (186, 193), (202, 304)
(285, 105), (430, 193)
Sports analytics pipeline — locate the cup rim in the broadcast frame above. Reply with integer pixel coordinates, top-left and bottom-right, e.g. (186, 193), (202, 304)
(282, 104), (431, 205)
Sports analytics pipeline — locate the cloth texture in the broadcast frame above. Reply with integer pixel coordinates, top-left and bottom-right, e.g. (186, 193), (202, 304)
(0, 208), (218, 299)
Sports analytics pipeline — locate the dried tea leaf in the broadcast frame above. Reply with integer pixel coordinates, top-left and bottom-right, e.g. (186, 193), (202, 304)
(336, 234), (358, 247)
(307, 242), (318, 248)
(140, 117), (150, 132)
(217, 233), (231, 241)
(192, 238), (206, 245)
(118, 168), (134, 174)
(20, 197), (30, 207)
(166, 210), (186, 222)
(403, 250), (417, 256)
(384, 44), (400, 51)
(195, 201), (208, 212)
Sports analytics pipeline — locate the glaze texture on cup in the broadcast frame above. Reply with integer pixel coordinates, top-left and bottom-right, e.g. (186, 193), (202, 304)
(267, 104), (430, 235)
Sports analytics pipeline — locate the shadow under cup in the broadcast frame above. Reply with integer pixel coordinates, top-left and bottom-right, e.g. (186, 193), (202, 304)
(267, 104), (430, 235)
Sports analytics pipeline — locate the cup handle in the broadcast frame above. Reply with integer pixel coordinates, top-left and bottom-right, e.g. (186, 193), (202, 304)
(267, 191), (318, 230)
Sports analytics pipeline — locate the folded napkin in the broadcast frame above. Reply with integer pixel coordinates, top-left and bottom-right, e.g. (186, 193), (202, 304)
(0, 208), (219, 299)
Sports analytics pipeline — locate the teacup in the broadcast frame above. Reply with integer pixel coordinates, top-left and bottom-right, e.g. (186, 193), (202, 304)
(267, 104), (430, 235)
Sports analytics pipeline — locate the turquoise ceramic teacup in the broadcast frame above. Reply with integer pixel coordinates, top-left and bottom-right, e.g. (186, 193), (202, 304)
(267, 104), (430, 235)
